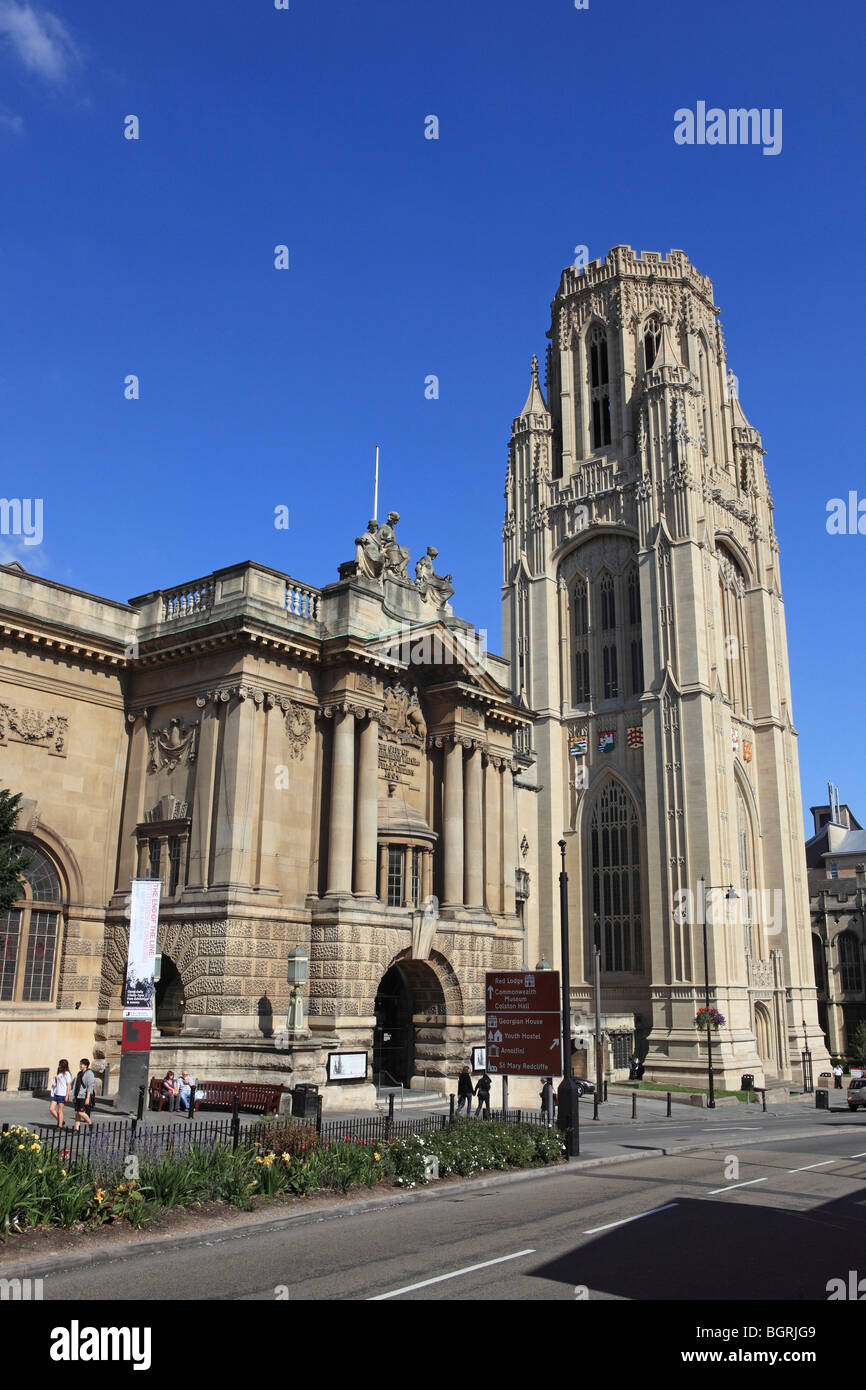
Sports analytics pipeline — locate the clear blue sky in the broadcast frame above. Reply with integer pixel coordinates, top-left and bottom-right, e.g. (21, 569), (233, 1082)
(1, 0), (863, 830)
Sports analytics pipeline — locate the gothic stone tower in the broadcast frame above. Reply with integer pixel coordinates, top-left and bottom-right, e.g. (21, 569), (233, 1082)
(502, 245), (828, 1089)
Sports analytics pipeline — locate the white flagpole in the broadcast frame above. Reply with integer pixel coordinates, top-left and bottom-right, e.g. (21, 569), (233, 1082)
(373, 445), (379, 522)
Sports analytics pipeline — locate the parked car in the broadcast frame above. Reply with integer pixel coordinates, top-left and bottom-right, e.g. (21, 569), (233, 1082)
(847, 1078), (866, 1111)
(574, 1078), (595, 1097)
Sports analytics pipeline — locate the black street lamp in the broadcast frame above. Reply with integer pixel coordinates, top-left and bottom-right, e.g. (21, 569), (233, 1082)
(557, 839), (580, 1156)
(801, 1016), (813, 1093)
(699, 877), (738, 1109)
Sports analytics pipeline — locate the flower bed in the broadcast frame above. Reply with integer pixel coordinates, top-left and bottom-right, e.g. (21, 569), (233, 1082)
(0, 1121), (565, 1238)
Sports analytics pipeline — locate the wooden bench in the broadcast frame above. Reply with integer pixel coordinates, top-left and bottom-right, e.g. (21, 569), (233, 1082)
(148, 1077), (283, 1115)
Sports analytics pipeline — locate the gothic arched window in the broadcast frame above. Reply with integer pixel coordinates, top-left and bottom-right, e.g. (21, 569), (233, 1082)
(626, 564), (643, 696)
(573, 578), (590, 703)
(812, 935), (828, 995)
(588, 324), (612, 449)
(838, 931), (863, 994)
(590, 781), (643, 973)
(0, 844), (63, 1003)
(736, 785), (755, 956)
(599, 571), (618, 699)
(717, 545), (749, 715)
(643, 314), (661, 370)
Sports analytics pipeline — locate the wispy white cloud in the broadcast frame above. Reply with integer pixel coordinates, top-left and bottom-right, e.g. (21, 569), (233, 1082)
(0, 102), (24, 132)
(0, 1), (79, 84)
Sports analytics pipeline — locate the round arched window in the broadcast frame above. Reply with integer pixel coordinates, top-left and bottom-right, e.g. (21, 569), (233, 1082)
(0, 844), (63, 1002)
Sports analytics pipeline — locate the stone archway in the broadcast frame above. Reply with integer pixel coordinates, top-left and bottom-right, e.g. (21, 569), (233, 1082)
(372, 952), (460, 1091)
(155, 955), (185, 1036)
(754, 1002), (775, 1077)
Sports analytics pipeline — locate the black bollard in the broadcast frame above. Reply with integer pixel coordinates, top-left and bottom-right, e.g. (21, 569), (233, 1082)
(631, 1091), (637, 1119)
(666, 1091), (672, 1117)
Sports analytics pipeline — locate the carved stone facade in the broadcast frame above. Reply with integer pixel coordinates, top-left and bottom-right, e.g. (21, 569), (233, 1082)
(1, 543), (532, 1109)
(502, 246), (828, 1089)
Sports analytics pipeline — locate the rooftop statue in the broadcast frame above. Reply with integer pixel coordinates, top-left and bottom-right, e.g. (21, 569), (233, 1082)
(352, 511), (410, 580)
(414, 545), (454, 607)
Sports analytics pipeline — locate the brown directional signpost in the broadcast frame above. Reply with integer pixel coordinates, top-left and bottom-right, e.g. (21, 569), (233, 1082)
(484, 970), (562, 1076)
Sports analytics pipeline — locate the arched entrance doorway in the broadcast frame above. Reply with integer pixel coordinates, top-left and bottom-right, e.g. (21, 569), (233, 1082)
(156, 955), (185, 1035)
(754, 1002), (775, 1078)
(373, 965), (413, 1085)
(373, 957), (450, 1088)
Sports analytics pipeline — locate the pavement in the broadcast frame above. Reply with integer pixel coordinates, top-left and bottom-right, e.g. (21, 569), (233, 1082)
(0, 1084), (831, 1138)
(3, 1110), (865, 1303)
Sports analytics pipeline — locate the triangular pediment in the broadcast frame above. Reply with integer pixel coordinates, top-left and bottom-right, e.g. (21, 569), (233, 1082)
(363, 618), (513, 701)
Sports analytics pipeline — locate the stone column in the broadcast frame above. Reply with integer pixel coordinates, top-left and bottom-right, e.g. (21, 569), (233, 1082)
(484, 756), (502, 912)
(158, 835), (169, 892)
(443, 739), (464, 907)
(188, 696), (221, 889)
(377, 843), (388, 902)
(464, 746), (483, 908)
(501, 761), (516, 916)
(354, 715), (378, 896)
(116, 712), (151, 889)
(211, 690), (258, 888)
(255, 696), (285, 892)
(326, 708), (355, 895)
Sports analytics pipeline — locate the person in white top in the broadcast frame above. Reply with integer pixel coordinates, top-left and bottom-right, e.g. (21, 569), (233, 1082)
(49, 1058), (73, 1128)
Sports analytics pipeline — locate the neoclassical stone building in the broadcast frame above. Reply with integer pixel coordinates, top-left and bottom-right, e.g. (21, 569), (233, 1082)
(0, 527), (534, 1110)
(501, 245), (828, 1089)
(1, 244), (830, 1106)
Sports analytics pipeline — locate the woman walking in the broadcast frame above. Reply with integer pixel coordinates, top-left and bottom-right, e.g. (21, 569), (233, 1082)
(474, 1070), (492, 1119)
(72, 1058), (96, 1132)
(49, 1059), (73, 1128)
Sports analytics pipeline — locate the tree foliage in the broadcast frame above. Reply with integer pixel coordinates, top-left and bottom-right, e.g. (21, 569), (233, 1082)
(0, 787), (30, 912)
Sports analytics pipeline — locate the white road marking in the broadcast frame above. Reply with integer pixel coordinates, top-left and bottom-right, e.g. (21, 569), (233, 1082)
(850, 1152), (866, 1159)
(788, 1160), (835, 1172)
(702, 1126), (761, 1132)
(368, 1248), (536, 1300)
(584, 1202), (678, 1234)
(707, 1178), (768, 1194)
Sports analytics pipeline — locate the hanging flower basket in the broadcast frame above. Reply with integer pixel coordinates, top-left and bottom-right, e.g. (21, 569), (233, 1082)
(695, 1006), (725, 1031)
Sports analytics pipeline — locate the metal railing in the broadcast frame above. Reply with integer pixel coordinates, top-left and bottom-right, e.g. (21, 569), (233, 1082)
(15, 1102), (552, 1172)
(374, 1070), (404, 1110)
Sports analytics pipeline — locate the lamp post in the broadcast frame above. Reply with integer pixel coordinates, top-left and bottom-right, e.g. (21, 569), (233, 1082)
(286, 946), (309, 1037)
(593, 912), (603, 1108)
(557, 839), (580, 1156)
(801, 1016), (813, 1094)
(698, 878), (738, 1108)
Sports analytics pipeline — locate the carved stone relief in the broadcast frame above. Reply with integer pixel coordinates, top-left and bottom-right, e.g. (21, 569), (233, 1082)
(0, 704), (68, 755)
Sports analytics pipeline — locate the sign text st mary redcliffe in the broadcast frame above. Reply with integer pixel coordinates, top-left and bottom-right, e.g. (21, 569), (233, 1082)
(484, 970), (562, 1075)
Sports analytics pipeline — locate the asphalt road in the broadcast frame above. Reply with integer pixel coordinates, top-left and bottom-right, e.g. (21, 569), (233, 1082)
(34, 1111), (866, 1302)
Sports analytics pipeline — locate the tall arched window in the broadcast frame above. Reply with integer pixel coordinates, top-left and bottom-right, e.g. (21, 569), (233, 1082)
(589, 324), (611, 449)
(643, 314), (661, 370)
(626, 564), (643, 696)
(717, 545), (749, 715)
(590, 781), (643, 973)
(736, 784), (755, 956)
(837, 931), (863, 993)
(0, 844), (63, 1002)
(599, 571), (618, 699)
(573, 578), (590, 703)
(812, 935), (828, 995)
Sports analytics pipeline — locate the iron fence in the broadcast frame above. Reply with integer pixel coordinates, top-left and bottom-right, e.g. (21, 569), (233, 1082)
(13, 1104), (549, 1173)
